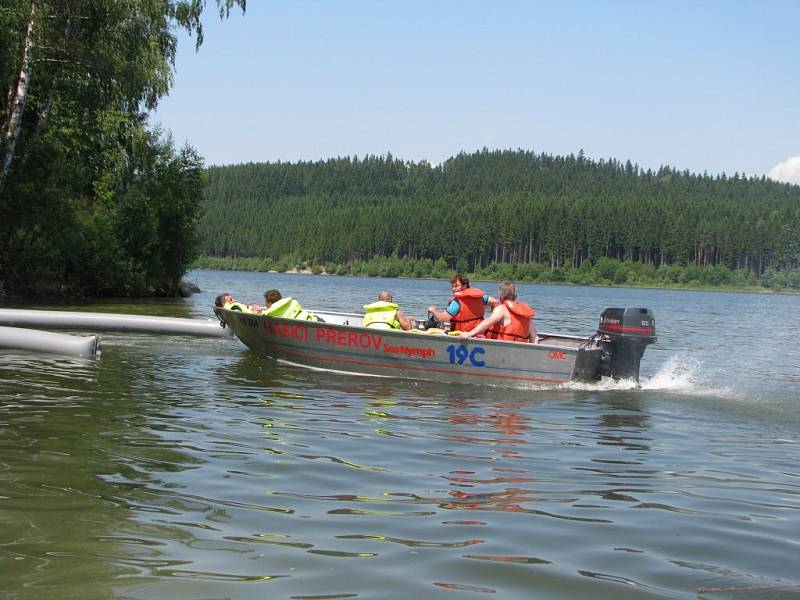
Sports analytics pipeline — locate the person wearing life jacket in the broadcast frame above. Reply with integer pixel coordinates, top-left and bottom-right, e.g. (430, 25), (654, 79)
(215, 292), (256, 313)
(427, 273), (496, 332)
(263, 289), (282, 311)
(261, 291), (319, 321)
(362, 291), (414, 330)
(458, 280), (539, 343)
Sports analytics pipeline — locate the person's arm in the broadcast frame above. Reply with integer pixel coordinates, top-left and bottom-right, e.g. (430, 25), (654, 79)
(427, 299), (459, 323)
(459, 306), (505, 339)
(396, 309), (414, 331)
(529, 318), (539, 344)
(485, 294), (499, 309)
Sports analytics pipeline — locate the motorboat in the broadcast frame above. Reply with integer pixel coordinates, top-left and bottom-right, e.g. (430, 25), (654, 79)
(214, 306), (656, 387)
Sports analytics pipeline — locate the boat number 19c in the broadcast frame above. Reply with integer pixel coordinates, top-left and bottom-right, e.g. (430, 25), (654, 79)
(446, 344), (486, 367)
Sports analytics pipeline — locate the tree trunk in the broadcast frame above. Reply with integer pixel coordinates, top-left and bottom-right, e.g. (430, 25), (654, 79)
(18, 15), (73, 177)
(1, 2), (37, 191)
(17, 87), (53, 174)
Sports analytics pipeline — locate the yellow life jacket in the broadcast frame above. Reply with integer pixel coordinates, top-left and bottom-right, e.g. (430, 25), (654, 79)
(224, 301), (252, 313)
(262, 297), (318, 321)
(362, 301), (401, 329)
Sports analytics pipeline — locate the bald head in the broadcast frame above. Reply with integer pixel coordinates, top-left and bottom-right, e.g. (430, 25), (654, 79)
(378, 291), (393, 302)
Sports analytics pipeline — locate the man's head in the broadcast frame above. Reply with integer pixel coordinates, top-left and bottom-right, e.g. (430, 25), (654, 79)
(263, 289), (282, 307)
(378, 291), (393, 302)
(215, 293), (234, 307)
(449, 273), (469, 291)
(498, 280), (517, 301)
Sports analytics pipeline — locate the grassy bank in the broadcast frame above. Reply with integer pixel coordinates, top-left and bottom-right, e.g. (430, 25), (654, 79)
(192, 255), (800, 293)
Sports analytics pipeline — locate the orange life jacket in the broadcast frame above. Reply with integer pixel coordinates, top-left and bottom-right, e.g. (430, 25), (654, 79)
(450, 287), (486, 332)
(487, 301), (536, 342)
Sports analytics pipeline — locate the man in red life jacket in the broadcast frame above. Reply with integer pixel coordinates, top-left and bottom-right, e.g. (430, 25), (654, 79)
(458, 280), (539, 343)
(427, 273), (496, 332)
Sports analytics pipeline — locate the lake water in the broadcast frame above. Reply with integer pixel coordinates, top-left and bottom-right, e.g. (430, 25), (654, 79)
(2, 270), (799, 599)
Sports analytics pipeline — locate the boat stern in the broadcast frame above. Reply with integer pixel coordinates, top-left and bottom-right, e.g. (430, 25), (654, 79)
(572, 346), (604, 382)
(597, 307), (657, 383)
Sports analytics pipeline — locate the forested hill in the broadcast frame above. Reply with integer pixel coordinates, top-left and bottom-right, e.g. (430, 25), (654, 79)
(200, 150), (800, 276)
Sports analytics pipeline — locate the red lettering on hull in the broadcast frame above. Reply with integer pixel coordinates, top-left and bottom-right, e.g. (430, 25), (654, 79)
(382, 344), (436, 359)
(264, 321), (309, 341)
(315, 326), (382, 349)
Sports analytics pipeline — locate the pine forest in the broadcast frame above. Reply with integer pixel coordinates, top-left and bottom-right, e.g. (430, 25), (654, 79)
(197, 150), (800, 290)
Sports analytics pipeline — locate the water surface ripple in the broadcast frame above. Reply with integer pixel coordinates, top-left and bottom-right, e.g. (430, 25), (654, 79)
(1, 271), (799, 599)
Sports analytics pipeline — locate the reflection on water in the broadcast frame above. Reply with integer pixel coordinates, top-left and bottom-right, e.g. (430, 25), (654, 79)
(2, 271), (800, 599)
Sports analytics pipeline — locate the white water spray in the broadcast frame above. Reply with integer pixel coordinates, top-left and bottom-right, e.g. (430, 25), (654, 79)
(639, 354), (706, 392)
(561, 354), (733, 397)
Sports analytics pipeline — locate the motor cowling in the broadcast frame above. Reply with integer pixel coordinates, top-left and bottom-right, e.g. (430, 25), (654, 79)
(598, 308), (656, 382)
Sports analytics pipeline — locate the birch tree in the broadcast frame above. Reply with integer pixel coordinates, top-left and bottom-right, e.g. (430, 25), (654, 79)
(0, 0), (246, 295)
(1, 0), (245, 191)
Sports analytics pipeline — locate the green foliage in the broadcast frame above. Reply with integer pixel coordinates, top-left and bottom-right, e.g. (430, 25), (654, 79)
(2, 117), (204, 294)
(194, 255), (800, 292)
(196, 151), (800, 292)
(0, 1), (245, 297)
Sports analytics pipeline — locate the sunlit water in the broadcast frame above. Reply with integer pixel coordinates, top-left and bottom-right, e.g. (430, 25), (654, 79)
(1, 270), (799, 599)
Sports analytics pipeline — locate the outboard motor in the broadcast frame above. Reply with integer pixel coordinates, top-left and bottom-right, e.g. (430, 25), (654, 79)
(598, 308), (656, 382)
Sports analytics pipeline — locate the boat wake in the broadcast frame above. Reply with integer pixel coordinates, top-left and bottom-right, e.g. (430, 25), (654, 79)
(561, 377), (639, 392)
(563, 354), (733, 397)
(639, 354), (710, 392)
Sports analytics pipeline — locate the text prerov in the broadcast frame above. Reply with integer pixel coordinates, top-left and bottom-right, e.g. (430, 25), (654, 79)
(263, 322), (439, 358)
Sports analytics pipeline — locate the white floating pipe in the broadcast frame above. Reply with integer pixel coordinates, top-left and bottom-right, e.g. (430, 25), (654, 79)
(0, 309), (233, 338)
(0, 325), (99, 358)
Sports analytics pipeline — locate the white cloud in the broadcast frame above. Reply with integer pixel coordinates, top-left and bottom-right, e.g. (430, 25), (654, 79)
(768, 155), (800, 184)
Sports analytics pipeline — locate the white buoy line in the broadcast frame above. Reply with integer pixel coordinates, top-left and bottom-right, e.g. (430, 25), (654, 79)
(0, 308), (233, 359)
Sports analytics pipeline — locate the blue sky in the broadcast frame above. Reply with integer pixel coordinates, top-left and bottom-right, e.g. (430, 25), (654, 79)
(153, 0), (800, 182)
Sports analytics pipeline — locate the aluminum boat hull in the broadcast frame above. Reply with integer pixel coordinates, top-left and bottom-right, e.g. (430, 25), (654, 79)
(215, 308), (605, 387)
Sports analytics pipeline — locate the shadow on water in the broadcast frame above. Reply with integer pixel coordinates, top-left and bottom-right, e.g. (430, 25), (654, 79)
(12, 297), (199, 319)
(0, 351), (211, 596)
(0, 339), (310, 596)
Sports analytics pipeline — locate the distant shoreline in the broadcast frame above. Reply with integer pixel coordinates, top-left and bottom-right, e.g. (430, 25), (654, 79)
(191, 265), (799, 295)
